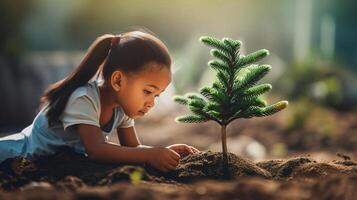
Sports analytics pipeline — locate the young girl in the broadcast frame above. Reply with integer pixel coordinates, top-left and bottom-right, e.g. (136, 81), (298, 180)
(0, 31), (199, 172)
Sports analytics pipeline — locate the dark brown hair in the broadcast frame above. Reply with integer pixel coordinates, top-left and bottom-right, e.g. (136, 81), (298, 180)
(41, 31), (171, 127)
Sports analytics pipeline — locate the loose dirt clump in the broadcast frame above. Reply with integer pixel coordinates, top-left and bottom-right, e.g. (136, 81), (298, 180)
(171, 151), (271, 182)
(256, 156), (356, 179)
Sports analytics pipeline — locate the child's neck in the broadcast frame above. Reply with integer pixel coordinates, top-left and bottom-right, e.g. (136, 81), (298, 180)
(98, 84), (118, 112)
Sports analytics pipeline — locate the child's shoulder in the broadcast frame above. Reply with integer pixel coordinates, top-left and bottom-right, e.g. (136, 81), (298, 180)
(68, 81), (100, 105)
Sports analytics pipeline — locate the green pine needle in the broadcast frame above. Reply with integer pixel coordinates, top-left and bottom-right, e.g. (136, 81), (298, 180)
(200, 87), (214, 100)
(234, 65), (271, 91)
(200, 36), (232, 55)
(173, 95), (188, 105)
(242, 100), (288, 118)
(188, 98), (206, 109)
(175, 115), (209, 123)
(216, 71), (230, 89)
(237, 49), (269, 68)
(243, 83), (272, 97)
(254, 98), (267, 107)
(208, 60), (230, 73)
(210, 87), (229, 104)
(211, 49), (231, 64)
(223, 38), (241, 50)
(207, 110), (221, 118)
(185, 93), (206, 103)
(203, 101), (221, 113)
(260, 101), (288, 116)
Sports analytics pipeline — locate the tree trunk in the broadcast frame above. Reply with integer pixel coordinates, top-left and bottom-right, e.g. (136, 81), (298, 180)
(221, 124), (227, 162)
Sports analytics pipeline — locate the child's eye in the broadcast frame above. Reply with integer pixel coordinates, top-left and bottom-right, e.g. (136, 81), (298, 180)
(144, 90), (160, 98)
(144, 90), (152, 94)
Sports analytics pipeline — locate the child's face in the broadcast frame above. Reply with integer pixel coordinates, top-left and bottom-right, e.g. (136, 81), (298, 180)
(114, 62), (171, 119)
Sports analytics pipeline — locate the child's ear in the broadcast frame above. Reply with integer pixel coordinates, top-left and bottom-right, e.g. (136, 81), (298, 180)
(111, 71), (122, 92)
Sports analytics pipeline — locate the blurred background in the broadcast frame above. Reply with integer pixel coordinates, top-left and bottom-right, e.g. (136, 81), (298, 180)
(0, 0), (356, 160)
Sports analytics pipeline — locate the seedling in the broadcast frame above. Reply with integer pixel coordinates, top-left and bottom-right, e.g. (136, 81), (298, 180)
(174, 36), (288, 162)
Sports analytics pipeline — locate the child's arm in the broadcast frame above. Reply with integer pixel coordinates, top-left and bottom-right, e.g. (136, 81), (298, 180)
(117, 127), (199, 155)
(116, 127), (143, 147)
(76, 124), (180, 172)
(116, 127), (152, 148)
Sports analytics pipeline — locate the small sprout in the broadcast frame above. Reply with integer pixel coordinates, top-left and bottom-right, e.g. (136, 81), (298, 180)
(130, 169), (143, 185)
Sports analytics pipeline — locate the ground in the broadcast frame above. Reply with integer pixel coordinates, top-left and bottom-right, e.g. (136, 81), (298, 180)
(0, 148), (356, 200)
(0, 105), (356, 199)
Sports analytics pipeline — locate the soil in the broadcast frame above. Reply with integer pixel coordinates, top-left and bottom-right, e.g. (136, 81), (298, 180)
(0, 147), (356, 200)
(1, 106), (356, 199)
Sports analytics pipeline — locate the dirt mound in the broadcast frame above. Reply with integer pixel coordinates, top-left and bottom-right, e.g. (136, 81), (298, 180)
(256, 157), (357, 179)
(0, 147), (154, 190)
(169, 151), (272, 182)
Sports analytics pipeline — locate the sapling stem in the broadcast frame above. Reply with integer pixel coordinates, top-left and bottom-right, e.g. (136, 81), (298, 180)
(221, 124), (228, 162)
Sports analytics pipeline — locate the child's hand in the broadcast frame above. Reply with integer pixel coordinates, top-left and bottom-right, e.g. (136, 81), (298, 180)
(166, 144), (200, 157)
(146, 147), (181, 172)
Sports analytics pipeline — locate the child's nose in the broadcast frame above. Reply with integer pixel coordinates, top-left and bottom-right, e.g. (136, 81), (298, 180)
(145, 98), (155, 108)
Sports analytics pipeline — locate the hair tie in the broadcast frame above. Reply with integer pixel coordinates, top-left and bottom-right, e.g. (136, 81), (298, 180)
(111, 35), (121, 48)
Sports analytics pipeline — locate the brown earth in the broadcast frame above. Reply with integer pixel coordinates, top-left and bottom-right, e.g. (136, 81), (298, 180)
(1, 105), (356, 199)
(0, 148), (356, 200)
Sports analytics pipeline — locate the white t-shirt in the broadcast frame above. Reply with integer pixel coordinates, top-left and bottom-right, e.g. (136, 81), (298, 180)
(0, 81), (134, 162)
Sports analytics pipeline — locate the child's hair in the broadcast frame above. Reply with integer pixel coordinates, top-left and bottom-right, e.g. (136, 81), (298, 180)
(41, 31), (172, 127)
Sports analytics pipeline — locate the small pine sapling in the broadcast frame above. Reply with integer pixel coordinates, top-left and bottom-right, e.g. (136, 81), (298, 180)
(173, 36), (288, 162)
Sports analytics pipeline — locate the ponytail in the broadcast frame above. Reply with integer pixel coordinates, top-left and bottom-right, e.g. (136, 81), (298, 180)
(41, 34), (113, 126)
